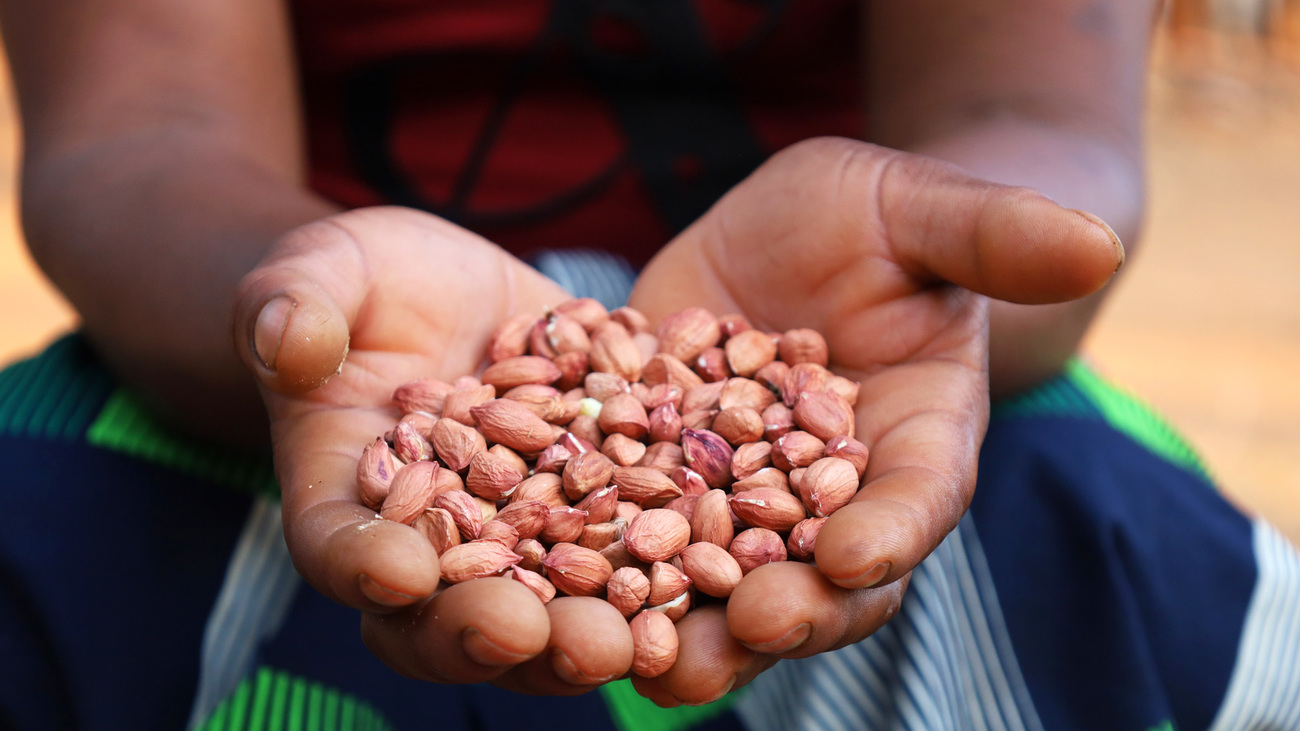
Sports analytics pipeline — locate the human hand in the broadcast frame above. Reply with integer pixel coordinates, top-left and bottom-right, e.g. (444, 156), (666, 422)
(232, 207), (640, 693)
(626, 137), (1123, 704)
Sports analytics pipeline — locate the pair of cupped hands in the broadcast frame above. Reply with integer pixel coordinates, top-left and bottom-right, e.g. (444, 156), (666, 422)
(231, 138), (1122, 704)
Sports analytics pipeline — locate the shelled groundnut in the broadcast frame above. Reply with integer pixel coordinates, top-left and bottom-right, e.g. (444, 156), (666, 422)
(357, 299), (872, 670)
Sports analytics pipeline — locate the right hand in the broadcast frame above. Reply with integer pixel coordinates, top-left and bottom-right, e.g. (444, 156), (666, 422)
(232, 206), (637, 694)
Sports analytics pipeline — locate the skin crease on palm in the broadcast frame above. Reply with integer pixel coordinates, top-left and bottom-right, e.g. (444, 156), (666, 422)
(232, 137), (1122, 705)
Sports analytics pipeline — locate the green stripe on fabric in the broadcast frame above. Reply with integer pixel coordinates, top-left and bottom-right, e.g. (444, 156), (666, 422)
(323, 690), (339, 731)
(340, 697), (355, 731)
(206, 698), (229, 731)
(287, 677), (306, 731)
(41, 362), (93, 439)
(85, 387), (278, 496)
(0, 364), (42, 430)
(307, 683), (323, 731)
(0, 335), (112, 440)
(267, 671), (289, 731)
(992, 368), (1101, 422)
(1064, 360), (1211, 481)
(248, 668), (273, 731)
(193, 666), (393, 731)
(4, 344), (62, 430)
(229, 677), (254, 731)
(600, 678), (740, 731)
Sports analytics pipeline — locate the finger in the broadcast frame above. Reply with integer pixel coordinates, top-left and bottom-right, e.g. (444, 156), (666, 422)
(631, 137), (1121, 331)
(361, 577), (551, 683)
(495, 597), (634, 695)
(726, 562), (909, 658)
(729, 137), (1122, 304)
(818, 454), (969, 589)
(267, 404), (443, 611)
(232, 215), (367, 395)
(232, 206), (571, 396)
(634, 606), (774, 706)
(816, 358), (987, 589)
(865, 144), (1125, 303)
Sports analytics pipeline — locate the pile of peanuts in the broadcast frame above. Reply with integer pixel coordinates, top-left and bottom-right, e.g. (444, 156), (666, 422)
(357, 299), (867, 677)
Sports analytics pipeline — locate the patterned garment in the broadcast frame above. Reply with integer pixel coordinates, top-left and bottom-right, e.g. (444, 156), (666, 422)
(1, 251), (1298, 730)
(288, 0), (863, 268)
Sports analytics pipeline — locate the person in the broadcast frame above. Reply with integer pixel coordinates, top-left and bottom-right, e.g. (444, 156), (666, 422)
(1, 1), (1297, 729)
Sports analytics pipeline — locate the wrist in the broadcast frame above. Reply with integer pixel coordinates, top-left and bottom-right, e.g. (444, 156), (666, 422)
(22, 147), (341, 446)
(987, 293), (1108, 400)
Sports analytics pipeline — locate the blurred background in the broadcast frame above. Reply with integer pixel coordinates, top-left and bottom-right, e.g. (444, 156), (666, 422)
(0, 2), (1297, 544)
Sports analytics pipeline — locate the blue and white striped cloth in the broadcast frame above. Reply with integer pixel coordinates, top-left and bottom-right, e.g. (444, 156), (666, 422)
(187, 496), (301, 728)
(1208, 521), (1300, 730)
(738, 517), (1043, 731)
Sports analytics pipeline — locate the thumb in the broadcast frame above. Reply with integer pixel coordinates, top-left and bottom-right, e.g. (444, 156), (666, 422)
(712, 138), (1125, 306)
(867, 144), (1126, 304)
(233, 217), (366, 395)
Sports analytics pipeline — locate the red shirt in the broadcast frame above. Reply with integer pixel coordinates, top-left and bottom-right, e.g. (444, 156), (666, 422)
(291, 0), (863, 267)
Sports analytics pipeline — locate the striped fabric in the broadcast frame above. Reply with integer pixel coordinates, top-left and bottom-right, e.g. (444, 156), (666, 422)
(1207, 520), (1300, 730)
(1062, 360), (1212, 481)
(993, 358), (1210, 481)
(0, 335), (112, 440)
(188, 496), (304, 729)
(600, 678), (739, 731)
(0, 335), (277, 493)
(532, 249), (640, 309)
(736, 516), (1042, 731)
(87, 388), (279, 496)
(194, 666), (392, 731)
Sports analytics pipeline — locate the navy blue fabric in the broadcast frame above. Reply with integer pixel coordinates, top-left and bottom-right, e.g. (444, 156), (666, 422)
(0, 435), (253, 730)
(971, 412), (1256, 731)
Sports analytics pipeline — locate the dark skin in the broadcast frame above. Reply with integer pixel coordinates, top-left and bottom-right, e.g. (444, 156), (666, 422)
(3, 0), (1152, 705)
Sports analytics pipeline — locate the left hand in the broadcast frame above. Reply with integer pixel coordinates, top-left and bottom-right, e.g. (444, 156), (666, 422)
(626, 136), (1122, 704)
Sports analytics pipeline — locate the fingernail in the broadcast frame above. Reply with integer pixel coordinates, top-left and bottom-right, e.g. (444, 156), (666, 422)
(462, 627), (533, 667)
(358, 573), (420, 607)
(1069, 209), (1125, 272)
(856, 561), (891, 588)
(552, 650), (620, 686)
(743, 622), (812, 654)
(253, 296), (296, 370)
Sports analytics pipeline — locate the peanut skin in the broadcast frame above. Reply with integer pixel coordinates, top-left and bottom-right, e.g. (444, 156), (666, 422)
(630, 609), (679, 677)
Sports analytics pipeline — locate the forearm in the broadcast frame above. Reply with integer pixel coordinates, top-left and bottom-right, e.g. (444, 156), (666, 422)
(0, 0), (326, 444)
(894, 119), (1143, 398)
(22, 136), (339, 444)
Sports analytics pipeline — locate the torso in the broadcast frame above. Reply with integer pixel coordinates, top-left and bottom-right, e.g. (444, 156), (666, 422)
(291, 0), (864, 266)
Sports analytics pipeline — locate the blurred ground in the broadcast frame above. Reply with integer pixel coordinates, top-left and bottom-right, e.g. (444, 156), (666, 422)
(1086, 28), (1300, 543)
(0, 24), (1297, 543)
(0, 54), (77, 366)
